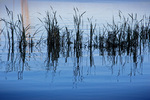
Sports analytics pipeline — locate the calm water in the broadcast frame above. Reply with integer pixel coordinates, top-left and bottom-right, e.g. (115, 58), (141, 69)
(0, 0), (150, 100)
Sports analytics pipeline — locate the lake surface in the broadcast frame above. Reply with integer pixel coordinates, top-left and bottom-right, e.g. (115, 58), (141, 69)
(0, 0), (150, 100)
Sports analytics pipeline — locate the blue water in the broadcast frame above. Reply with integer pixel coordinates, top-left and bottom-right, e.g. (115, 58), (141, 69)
(0, 0), (150, 100)
(0, 48), (150, 100)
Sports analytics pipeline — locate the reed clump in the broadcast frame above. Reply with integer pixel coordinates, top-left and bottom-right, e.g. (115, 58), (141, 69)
(96, 12), (150, 56)
(1, 7), (150, 69)
(0, 6), (40, 53)
(38, 8), (61, 68)
(39, 8), (60, 48)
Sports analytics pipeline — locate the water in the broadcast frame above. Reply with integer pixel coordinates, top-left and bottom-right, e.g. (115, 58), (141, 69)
(0, 0), (150, 100)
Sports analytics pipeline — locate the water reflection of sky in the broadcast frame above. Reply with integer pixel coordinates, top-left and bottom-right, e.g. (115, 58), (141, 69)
(0, 1), (150, 100)
(0, 0), (150, 27)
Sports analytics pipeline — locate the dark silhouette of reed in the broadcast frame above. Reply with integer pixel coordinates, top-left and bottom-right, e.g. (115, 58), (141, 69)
(38, 8), (60, 71)
(38, 8), (60, 48)
(73, 8), (85, 50)
(0, 7), (150, 81)
(0, 6), (16, 54)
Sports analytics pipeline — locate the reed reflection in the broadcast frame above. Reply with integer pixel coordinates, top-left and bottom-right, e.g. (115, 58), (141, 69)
(73, 44), (83, 88)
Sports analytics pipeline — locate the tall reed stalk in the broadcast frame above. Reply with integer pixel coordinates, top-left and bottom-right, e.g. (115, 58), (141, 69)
(73, 8), (86, 49)
(88, 18), (96, 48)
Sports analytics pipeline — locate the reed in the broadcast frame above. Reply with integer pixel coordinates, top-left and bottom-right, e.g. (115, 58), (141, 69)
(0, 7), (38, 52)
(0, 6), (16, 53)
(99, 28), (106, 48)
(39, 7), (60, 68)
(73, 8), (86, 49)
(60, 27), (73, 48)
(17, 14), (30, 49)
(1, 7), (150, 79)
(66, 27), (73, 46)
(1, 7), (150, 69)
(87, 18), (96, 48)
(39, 8), (60, 48)
(94, 12), (150, 58)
